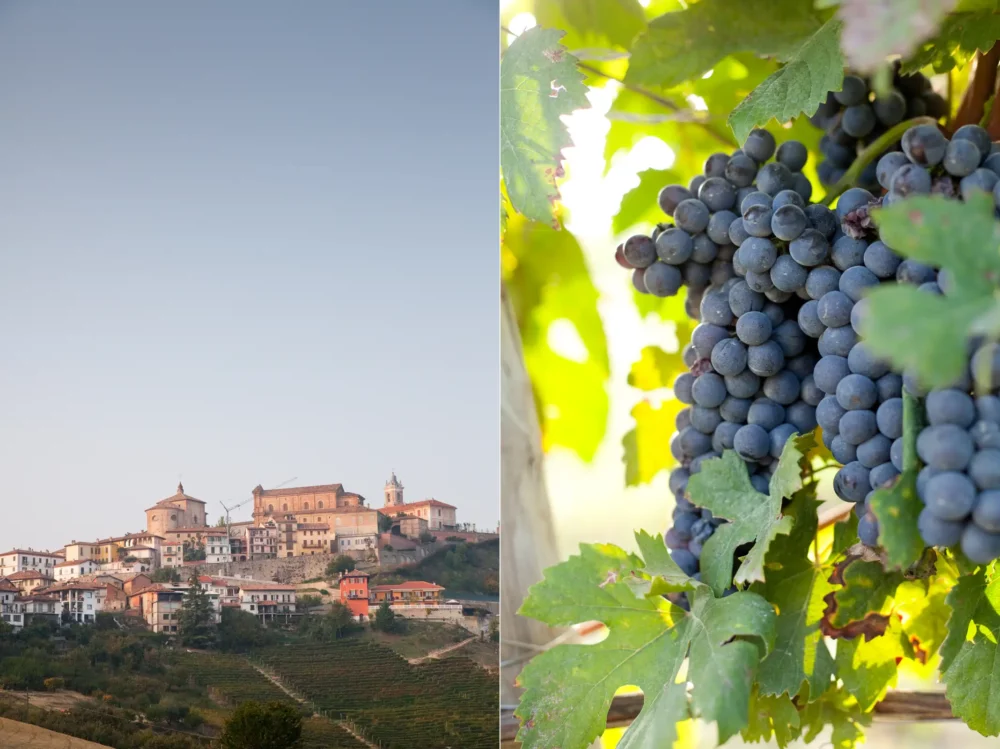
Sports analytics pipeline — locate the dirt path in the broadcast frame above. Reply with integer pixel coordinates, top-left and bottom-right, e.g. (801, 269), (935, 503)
(409, 635), (478, 664)
(0, 717), (107, 748)
(247, 661), (379, 749)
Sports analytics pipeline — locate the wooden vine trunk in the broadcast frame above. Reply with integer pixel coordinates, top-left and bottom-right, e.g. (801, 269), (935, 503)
(500, 281), (561, 706)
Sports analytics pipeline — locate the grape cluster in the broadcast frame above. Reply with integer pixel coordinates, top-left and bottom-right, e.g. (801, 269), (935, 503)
(616, 128), (813, 320)
(809, 66), (947, 190)
(870, 122), (1000, 562)
(656, 129), (831, 579)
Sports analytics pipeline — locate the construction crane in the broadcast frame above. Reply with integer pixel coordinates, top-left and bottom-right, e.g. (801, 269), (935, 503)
(219, 476), (298, 536)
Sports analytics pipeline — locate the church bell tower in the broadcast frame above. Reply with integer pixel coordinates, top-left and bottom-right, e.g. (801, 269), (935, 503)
(384, 472), (404, 507)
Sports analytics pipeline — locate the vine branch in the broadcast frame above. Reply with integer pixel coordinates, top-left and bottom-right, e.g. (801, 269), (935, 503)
(501, 25), (737, 148)
(821, 116), (939, 206)
(954, 42), (1000, 133)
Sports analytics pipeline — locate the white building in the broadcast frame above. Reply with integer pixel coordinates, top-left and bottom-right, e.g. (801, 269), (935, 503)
(161, 542), (185, 568)
(55, 559), (100, 582)
(63, 542), (102, 562)
(128, 582), (221, 633)
(204, 532), (232, 564)
(50, 583), (108, 624)
(0, 579), (22, 631)
(0, 549), (62, 577)
(238, 583), (296, 622)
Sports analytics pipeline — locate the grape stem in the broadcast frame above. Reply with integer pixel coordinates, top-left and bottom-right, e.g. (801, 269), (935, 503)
(501, 25), (738, 148)
(820, 116), (939, 207)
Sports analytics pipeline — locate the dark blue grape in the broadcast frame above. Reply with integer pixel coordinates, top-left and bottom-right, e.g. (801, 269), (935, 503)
(674, 372), (695, 404)
(876, 373), (902, 401)
(847, 342), (889, 379)
(918, 507), (964, 547)
(693, 372), (728, 408)
(961, 168), (999, 198)
(943, 138), (982, 177)
(970, 449), (1000, 490)
(692, 322), (729, 359)
(725, 370), (761, 399)
(769, 423), (798, 458)
(725, 153), (758, 188)
(842, 104), (876, 138)
(961, 524), (1000, 563)
(698, 177), (737, 212)
(720, 397), (752, 424)
(917, 424), (974, 471)
(734, 423), (770, 460)
(837, 373), (878, 411)
(713, 420), (742, 452)
(835, 461), (871, 502)
(728, 280), (765, 316)
(792, 172), (813, 201)
(901, 124), (947, 167)
(776, 141), (808, 172)
(977, 395), (1000, 424)
(818, 290), (853, 328)
(831, 236), (867, 271)
(806, 265), (841, 300)
(674, 199), (711, 233)
(952, 124), (992, 157)
(863, 241), (902, 279)
(798, 300), (825, 338)
(757, 162), (795, 196)
(711, 337), (749, 377)
(690, 406), (723, 435)
(623, 235), (657, 268)
(743, 203), (775, 237)
(703, 152), (730, 178)
(876, 152), (910, 190)
(729, 216), (751, 246)
(835, 76), (867, 106)
(644, 262), (684, 296)
(839, 409), (879, 446)
(764, 371), (800, 406)
(895, 259), (937, 285)
(800, 374), (824, 406)
(748, 341), (785, 377)
(746, 269), (775, 293)
(770, 255), (808, 292)
(743, 128), (776, 163)
(735, 310), (772, 346)
(748, 397), (786, 431)
(873, 89), (906, 126)
(707, 211), (738, 245)
(817, 395), (845, 436)
(839, 265), (879, 302)
(924, 471), (976, 520)
(926, 388), (976, 428)
(740, 237), (778, 273)
(815, 355), (850, 395)
(875, 397), (903, 440)
(786, 401), (817, 433)
(870, 461), (899, 490)
(771, 204), (807, 241)
(857, 433), (892, 468)
(857, 512), (880, 546)
(656, 228), (694, 265)
(831, 435), (857, 464)
(658, 185), (693, 216)
(835, 188), (875, 219)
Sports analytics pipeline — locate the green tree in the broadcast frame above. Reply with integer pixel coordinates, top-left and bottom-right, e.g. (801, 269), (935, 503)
(151, 567), (180, 583)
(183, 543), (206, 562)
(488, 617), (499, 643)
(419, 531), (436, 544)
(325, 554), (356, 576)
(372, 601), (400, 634)
(296, 594), (322, 612)
(377, 513), (393, 533)
(218, 700), (303, 749)
(218, 607), (271, 652)
(177, 571), (215, 648)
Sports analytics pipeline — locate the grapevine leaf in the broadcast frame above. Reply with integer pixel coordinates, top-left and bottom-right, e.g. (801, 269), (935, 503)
(728, 19), (844, 144)
(537, 0), (648, 51)
(799, 687), (872, 748)
(820, 558), (904, 639)
(862, 286), (991, 391)
(875, 193), (1000, 297)
(902, 11), (1000, 73)
(835, 617), (906, 710)
(868, 470), (925, 569)
(837, 0), (959, 73)
(895, 580), (951, 665)
(832, 512), (860, 558)
(632, 530), (701, 595)
(500, 27), (590, 225)
(622, 398), (686, 486)
(750, 488), (837, 700)
(941, 569), (1000, 735)
(863, 195), (1000, 388)
(515, 542), (777, 748)
(503, 215), (610, 461)
(625, 0), (822, 88)
(743, 690), (802, 747)
(613, 169), (680, 234)
(688, 432), (815, 595)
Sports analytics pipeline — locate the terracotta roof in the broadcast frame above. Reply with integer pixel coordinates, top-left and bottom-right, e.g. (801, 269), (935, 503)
(17, 594), (57, 603)
(145, 483), (207, 511)
(378, 499), (457, 513)
(264, 506), (374, 518)
(7, 570), (54, 581)
(0, 579), (18, 592)
(370, 581), (445, 592)
(164, 527), (214, 534)
(64, 542), (100, 547)
(255, 483), (344, 497)
(48, 582), (106, 592)
(240, 583), (297, 591)
(0, 549), (61, 558)
(125, 546), (157, 552)
(342, 571), (369, 578)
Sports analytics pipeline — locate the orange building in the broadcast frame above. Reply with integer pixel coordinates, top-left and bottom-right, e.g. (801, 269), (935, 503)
(369, 580), (444, 605)
(339, 571), (370, 618)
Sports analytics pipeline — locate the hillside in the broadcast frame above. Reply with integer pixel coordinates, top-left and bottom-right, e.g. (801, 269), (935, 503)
(0, 717), (109, 749)
(375, 538), (499, 595)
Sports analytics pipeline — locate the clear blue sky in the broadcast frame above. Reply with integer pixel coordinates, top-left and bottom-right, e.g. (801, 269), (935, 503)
(0, 0), (498, 551)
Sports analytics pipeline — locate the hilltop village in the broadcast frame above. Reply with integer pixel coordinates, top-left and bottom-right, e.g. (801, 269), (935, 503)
(0, 474), (497, 634)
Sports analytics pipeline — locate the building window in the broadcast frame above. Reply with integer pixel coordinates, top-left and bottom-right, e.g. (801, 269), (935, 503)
(283, 503), (288, 511)
(318, 501), (323, 509)
(268, 504), (273, 512)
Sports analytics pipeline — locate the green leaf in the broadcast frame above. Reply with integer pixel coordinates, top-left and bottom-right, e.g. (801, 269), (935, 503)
(632, 530), (702, 595)
(750, 489), (837, 700)
(832, 512), (860, 558)
(941, 569), (1000, 735)
(500, 27), (590, 225)
(835, 617), (906, 710)
(798, 687), (872, 748)
(728, 20), (844, 144)
(862, 285), (992, 391)
(688, 433), (815, 595)
(837, 0), (960, 73)
(622, 398), (686, 486)
(543, 0), (648, 50)
(865, 196), (1000, 390)
(743, 690), (802, 747)
(824, 558), (904, 634)
(902, 11), (1000, 73)
(869, 470), (926, 569)
(502, 215), (610, 461)
(515, 542), (777, 748)
(625, 0), (822, 89)
(895, 579), (951, 664)
(613, 169), (679, 234)
(875, 193), (1000, 297)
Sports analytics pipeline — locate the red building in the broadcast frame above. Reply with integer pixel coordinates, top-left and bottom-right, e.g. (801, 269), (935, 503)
(339, 570), (370, 619)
